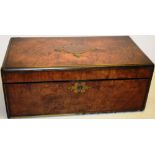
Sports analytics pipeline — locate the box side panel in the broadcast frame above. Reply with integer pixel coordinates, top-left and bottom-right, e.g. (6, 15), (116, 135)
(2, 84), (11, 118)
(4, 79), (149, 117)
(141, 65), (154, 110)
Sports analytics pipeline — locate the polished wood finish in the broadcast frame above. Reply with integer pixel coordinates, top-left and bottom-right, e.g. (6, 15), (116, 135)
(1, 66), (153, 83)
(2, 37), (153, 70)
(1, 36), (154, 118)
(4, 79), (149, 117)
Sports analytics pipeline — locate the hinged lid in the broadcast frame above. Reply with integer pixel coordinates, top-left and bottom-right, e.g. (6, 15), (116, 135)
(1, 36), (154, 83)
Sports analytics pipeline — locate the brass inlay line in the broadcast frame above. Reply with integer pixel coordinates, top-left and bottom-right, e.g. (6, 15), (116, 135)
(54, 44), (107, 58)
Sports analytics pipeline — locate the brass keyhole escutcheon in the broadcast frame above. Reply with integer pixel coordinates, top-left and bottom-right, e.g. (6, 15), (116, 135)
(68, 82), (91, 93)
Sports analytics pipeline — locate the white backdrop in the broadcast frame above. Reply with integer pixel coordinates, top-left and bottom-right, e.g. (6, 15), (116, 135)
(1, 0), (155, 154)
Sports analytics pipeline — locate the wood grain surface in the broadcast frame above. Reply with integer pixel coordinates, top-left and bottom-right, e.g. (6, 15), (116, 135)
(4, 79), (149, 117)
(2, 36), (153, 70)
(2, 66), (153, 83)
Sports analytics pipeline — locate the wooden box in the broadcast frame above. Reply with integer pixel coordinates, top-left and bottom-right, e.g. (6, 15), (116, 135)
(1, 36), (154, 118)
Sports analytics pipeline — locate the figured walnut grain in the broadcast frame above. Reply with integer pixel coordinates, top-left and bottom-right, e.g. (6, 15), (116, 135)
(4, 79), (149, 117)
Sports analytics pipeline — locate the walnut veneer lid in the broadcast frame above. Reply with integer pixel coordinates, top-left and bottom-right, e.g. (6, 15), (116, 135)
(2, 36), (153, 71)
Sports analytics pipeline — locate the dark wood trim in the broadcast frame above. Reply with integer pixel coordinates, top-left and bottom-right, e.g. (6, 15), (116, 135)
(3, 77), (151, 85)
(2, 64), (154, 72)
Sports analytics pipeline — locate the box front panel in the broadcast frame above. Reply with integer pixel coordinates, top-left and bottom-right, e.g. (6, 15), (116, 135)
(2, 66), (153, 83)
(4, 79), (149, 117)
